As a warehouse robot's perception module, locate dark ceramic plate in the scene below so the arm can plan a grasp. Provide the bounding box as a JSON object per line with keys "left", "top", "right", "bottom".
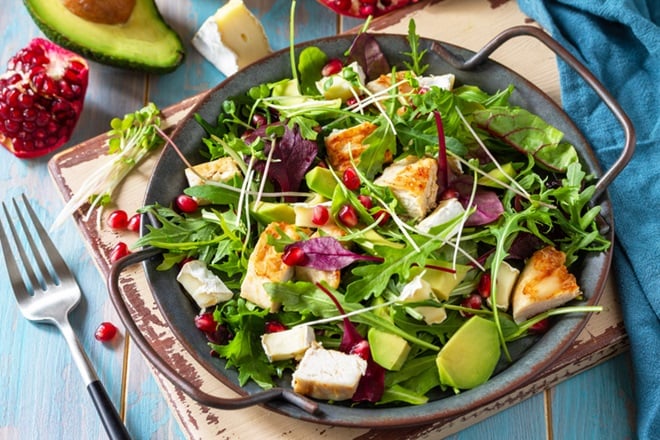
{"left": 110, "top": 28, "right": 633, "bottom": 428}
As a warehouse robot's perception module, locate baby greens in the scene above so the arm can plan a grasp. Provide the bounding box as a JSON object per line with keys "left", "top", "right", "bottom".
{"left": 136, "top": 21, "right": 609, "bottom": 405}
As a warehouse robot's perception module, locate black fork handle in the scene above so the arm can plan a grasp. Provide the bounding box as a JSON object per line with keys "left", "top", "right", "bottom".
{"left": 88, "top": 380, "right": 132, "bottom": 440}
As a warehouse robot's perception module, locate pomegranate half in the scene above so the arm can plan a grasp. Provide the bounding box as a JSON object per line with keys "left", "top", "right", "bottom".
{"left": 317, "top": 0, "right": 419, "bottom": 18}
{"left": 0, "top": 38, "right": 89, "bottom": 159}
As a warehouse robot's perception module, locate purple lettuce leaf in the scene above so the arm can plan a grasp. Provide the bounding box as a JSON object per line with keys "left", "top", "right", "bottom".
{"left": 284, "top": 236, "right": 382, "bottom": 271}
{"left": 249, "top": 124, "right": 318, "bottom": 200}
{"left": 452, "top": 175, "right": 504, "bottom": 226}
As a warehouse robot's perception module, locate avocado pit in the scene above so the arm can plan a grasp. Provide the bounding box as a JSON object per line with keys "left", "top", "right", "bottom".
{"left": 61, "top": 0, "right": 136, "bottom": 24}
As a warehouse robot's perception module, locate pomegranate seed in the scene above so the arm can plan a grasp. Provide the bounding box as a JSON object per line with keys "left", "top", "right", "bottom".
{"left": 529, "top": 318, "right": 551, "bottom": 334}
{"left": 126, "top": 213, "right": 141, "bottom": 232}
{"left": 107, "top": 209, "right": 128, "bottom": 229}
{"left": 359, "top": 4, "right": 375, "bottom": 16}
{"left": 333, "top": 0, "right": 351, "bottom": 10}
{"left": 373, "top": 209, "right": 390, "bottom": 225}
{"left": 109, "top": 241, "right": 130, "bottom": 263}
{"left": 94, "top": 322, "right": 118, "bottom": 342}
{"left": 175, "top": 194, "right": 198, "bottom": 213}
{"left": 194, "top": 312, "right": 217, "bottom": 333}
{"left": 206, "top": 325, "right": 232, "bottom": 345}
{"left": 342, "top": 167, "right": 361, "bottom": 191}
{"left": 357, "top": 194, "right": 373, "bottom": 209}
{"left": 312, "top": 205, "right": 330, "bottom": 226}
{"left": 477, "top": 272, "right": 492, "bottom": 298}
{"left": 265, "top": 320, "right": 287, "bottom": 333}
{"left": 252, "top": 113, "right": 267, "bottom": 127}
{"left": 460, "top": 293, "right": 483, "bottom": 318}
{"left": 350, "top": 340, "right": 371, "bottom": 360}
{"left": 338, "top": 204, "right": 359, "bottom": 227}
{"left": 282, "top": 246, "right": 307, "bottom": 266}
{"left": 440, "top": 188, "right": 460, "bottom": 200}
{"left": 346, "top": 97, "right": 358, "bottom": 107}
{"left": 322, "top": 58, "right": 344, "bottom": 76}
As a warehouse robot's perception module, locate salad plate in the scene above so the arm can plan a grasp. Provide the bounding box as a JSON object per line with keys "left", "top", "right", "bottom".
{"left": 108, "top": 26, "right": 633, "bottom": 428}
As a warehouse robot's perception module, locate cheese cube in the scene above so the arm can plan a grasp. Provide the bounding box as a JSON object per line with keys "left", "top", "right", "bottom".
{"left": 399, "top": 273, "right": 447, "bottom": 325}
{"left": 176, "top": 260, "right": 233, "bottom": 309}
{"left": 416, "top": 197, "right": 466, "bottom": 235}
{"left": 418, "top": 73, "right": 455, "bottom": 91}
{"left": 261, "top": 325, "right": 315, "bottom": 362}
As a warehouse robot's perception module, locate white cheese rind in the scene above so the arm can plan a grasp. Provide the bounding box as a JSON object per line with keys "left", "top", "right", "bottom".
{"left": 191, "top": 0, "right": 271, "bottom": 76}
{"left": 261, "top": 325, "right": 316, "bottom": 362}
{"left": 416, "top": 197, "right": 465, "bottom": 235}
{"left": 399, "top": 273, "right": 447, "bottom": 325}
{"left": 418, "top": 73, "right": 455, "bottom": 91}
{"left": 176, "top": 260, "right": 233, "bottom": 309}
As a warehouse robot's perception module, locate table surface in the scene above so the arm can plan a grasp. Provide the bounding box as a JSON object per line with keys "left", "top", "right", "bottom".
{"left": 0, "top": 0, "right": 637, "bottom": 439}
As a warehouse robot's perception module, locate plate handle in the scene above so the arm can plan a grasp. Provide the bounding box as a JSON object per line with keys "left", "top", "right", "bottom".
{"left": 430, "top": 25, "right": 635, "bottom": 200}
{"left": 107, "top": 247, "right": 320, "bottom": 415}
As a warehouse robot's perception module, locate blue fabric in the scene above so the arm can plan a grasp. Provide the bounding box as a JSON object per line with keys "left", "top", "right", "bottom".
{"left": 516, "top": 0, "right": 660, "bottom": 437}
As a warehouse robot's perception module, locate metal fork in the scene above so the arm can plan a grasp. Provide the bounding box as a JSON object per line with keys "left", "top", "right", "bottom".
{"left": 0, "top": 194, "right": 131, "bottom": 440}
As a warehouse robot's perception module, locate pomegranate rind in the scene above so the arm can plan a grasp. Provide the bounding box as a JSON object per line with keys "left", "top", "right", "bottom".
{"left": 317, "top": 0, "right": 418, "bottom": 18}
{"left": 0, "top": 37, "right": 89, "bottom": 159}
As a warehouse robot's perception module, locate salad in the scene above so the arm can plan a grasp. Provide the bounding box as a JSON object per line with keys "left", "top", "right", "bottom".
{"left": 135, "top": 21, "right": 609, "bottom": 406}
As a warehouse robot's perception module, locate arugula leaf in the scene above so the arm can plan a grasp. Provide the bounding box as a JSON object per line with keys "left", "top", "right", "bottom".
{"left": 211, "top": 299, "right": 279, "bottom": 388}
{"left": 345, "top": 235, "right": 445, "bottom": 303}
{"left": 402, "top": 19, "right": 429, "bottom": 76}
{"left": 357, "top": 117, "right": 397, "bottom": 180}
{"left": 266, "top": 281, "right": 439, "bottom": 350}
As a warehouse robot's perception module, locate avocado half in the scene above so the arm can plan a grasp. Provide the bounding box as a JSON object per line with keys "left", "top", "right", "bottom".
{"left": 23, "top": 0, "right": 185, "bottom": 73}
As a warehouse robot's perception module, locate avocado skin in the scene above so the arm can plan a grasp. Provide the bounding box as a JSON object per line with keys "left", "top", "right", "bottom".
{"left": 23, "top": 0, "right": 185, "bottom": 74}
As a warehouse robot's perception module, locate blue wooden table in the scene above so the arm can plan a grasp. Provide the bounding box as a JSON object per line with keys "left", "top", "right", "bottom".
{"left": 0, "top": 0, "right": 637, "bottom": 438}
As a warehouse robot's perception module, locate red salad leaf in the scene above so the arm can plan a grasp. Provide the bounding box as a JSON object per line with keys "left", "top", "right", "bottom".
{"left": 249, "top": 124, "right": 317, "bottom": 200}
{"left": 434, "top": 111, "right": 449, "bottom": 194}
{"left": 346, "top": 33, "right": 391, "bottom": 81}
{"left": 453, "top": 176, "right": 504, "bottom": 226}
{"left": 284, "top": 236, "right": 382, "bottom": 270}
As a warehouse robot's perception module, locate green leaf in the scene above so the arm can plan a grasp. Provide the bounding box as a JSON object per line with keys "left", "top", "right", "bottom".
{"left": 298, "top": 46, "right": 327, "bottom": 96}
{"left": 472, "top": 106, "right": 579, "bottom": 172}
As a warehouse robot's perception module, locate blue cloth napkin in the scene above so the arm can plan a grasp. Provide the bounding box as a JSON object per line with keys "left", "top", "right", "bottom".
{"left": 516, "top": 0, "right": 660, "bottom": 437}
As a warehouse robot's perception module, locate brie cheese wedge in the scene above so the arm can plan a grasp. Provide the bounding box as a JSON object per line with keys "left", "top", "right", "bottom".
{"left": 192, "top": 0, "right": 271, "bottom": 76}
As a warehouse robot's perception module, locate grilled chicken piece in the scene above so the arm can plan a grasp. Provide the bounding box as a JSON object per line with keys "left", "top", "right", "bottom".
{"left": 291, "top": 343, "right": 367, "bottom": 401}
{"left": 374, "top": 155, "right": 439, "bottom": 220}
{"left": 512, "top": 246, "right": 581, "bottom": 323}
{"left": 324, "top": 121, "right": 391, "bottom": 175}
{"left": 240, "top": 222, "right": 302, "bottom": 312}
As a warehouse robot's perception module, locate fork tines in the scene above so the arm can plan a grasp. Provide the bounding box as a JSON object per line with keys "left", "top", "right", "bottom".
{"left": 0, "top": 194, "right": 64, "bottom": 295}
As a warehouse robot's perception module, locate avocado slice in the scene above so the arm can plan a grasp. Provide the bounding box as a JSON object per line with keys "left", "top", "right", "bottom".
{"left": 23, "top": 0, "right": 185, "bottom": 73}
{"left": 435, "top": 316, "right": 501, "bottom": 389}
{"left": 368, "top": 328, "right": 411, "bottom": 371}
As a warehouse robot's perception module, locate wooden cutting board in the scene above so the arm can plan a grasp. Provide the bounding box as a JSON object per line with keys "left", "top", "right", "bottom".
{"left": 48, "top": 1, "right": 628, "bottom": 438}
